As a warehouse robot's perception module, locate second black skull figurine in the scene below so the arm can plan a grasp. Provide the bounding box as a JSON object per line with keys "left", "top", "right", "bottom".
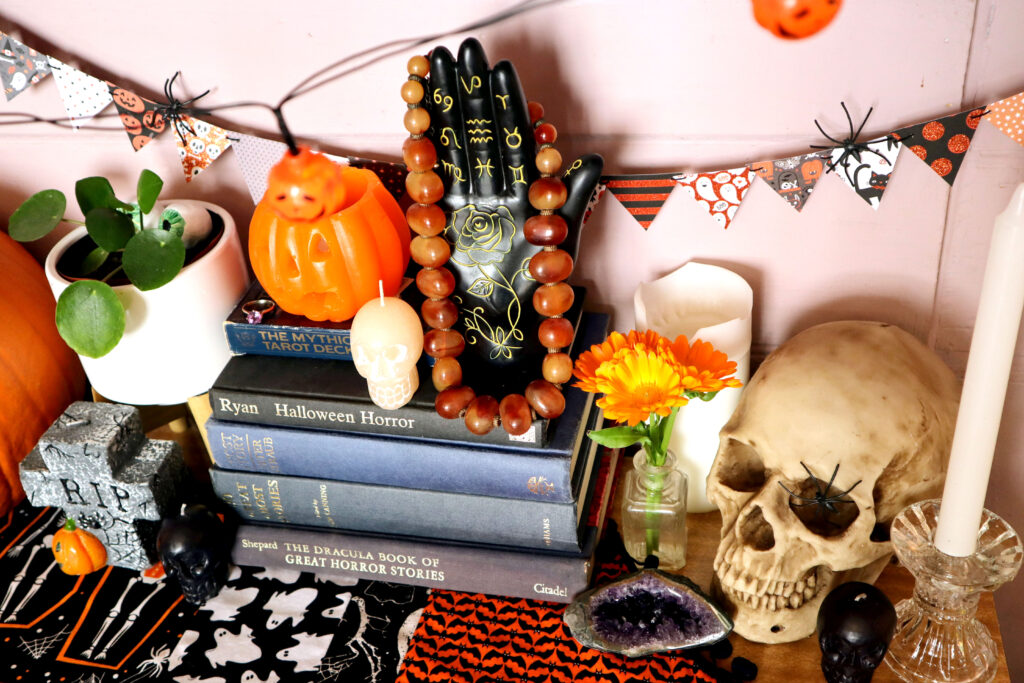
{"left": 158, "top": 504, "right": 232, "bottom": 605}
{"left": 817, "top": 581, "right": 897, "bottom": 683}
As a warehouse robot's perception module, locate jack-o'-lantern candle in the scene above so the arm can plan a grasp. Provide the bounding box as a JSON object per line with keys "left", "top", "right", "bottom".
{"left": 752, "top": 0, "right": 841, "bottom": 39}
{"left": 351, "top": 295, "right": 424, "bottom": 409}
{"left": 249, "top": 147, "right": 411, "bottom": 322}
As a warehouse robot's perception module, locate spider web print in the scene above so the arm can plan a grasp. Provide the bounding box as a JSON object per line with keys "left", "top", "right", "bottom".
{"left": 19, "top": 626, "right": 70, "bottom": 659}
{"left": 70, "top": 673, "right": 105, "bottom": 683}
{"left": 315, "top": 654, "right": 356, "bottom": 682}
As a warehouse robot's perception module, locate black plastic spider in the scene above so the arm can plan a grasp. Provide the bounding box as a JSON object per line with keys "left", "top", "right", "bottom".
{"left": 810, "top": 102, "right": 902, "bottom": 174}
{"left": 779, "top": 462, "right": 861, "bottom": 515}
{"left": 156, "top": 72, "right": 210, "bottom": 145}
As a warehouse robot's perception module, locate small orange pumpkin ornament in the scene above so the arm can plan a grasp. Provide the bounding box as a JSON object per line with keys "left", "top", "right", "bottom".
{"left": 752, "top": 0, "right": 842, "bottom": 39}
{"left": 249, "top": 147, "right": 411, "bottom": 322}
{"left": 52, "top": 518, "right": 107, "bottom": 575}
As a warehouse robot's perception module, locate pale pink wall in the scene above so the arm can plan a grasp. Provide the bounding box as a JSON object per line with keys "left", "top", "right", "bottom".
{"left": 2, "top": 0, "right": 1023, "bottom": 671}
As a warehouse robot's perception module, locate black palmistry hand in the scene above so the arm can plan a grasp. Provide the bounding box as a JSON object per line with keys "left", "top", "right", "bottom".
{"left": 421, "top": 38, "right": 602, "bottom": 379}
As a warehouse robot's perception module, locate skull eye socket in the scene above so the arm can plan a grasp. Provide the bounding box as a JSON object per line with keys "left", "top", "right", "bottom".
{"left": 716, "top": 439, "right": 766, "bottom": 492}
{"left": 787, "top": 477, "right": 860, "bottom": 537}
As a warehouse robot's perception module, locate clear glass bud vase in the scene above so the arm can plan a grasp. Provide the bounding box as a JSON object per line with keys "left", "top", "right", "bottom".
{"left": 622, "top": 449, "right": 688, "bottom": 570}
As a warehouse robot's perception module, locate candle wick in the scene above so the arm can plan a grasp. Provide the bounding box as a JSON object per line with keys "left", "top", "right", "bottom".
{"left": 379, "top": 280, "right": 385, "bottom": 306}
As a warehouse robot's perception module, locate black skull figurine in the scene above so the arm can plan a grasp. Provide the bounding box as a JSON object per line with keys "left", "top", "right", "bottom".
{"left": 157, "top": 504, "right": 231, "bottom": 605}
{"left": 817, "top": 581, "right": 897, "bottom": 683}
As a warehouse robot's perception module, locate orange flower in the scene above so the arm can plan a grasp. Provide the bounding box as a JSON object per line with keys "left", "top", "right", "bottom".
{"left": 670, "top": 335, "right": 743, "bottom": 394}
{"left": 573, "top": 329, "right": 670, "bottom": 393}
{"left": 592, "top": 348, "right": 689, "bottom": 426}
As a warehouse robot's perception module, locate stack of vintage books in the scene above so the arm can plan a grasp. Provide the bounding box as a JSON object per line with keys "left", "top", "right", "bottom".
{"left": 200, "top": 281, "right": 615, "bottom": 602}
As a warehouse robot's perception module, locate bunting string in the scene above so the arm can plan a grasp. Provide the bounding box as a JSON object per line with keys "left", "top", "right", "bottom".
{"left": 0, "top": 22, "right": 1021, "bottom": 227}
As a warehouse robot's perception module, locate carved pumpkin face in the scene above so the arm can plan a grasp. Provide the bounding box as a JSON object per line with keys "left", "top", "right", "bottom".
{"left": 249, "top": 151, "right": 411, "bottom": 322}
{"left": 752, "top": 0, "right": 841, "bottom": 39}
{"left": 264, "top": 147, "right": 349, "bottom": 222}
{"left": 112, "top": 87, "right": 145, "bottom": 113}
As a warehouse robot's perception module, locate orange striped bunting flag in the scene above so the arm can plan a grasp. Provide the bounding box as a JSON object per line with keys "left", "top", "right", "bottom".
{"left": 601, "top": 173, "right": 677, "bottom": 230}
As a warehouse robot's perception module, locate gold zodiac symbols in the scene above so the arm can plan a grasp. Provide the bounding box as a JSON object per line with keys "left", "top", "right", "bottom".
{"left": 431, "top": 88, "right": 453, "bottom": 113}
{"left": 564, "top": 158, "right": 583, "bottom": 177}
{"left": 503, "top": 127, "right": 522, "bottom": 149}
{"left": 439, "top": 127, "right": 462, "bottom": 149}
{"left": 509, "top": 165, "right": 527, "bottom": 185}
{"left": 441, "top": 160, "right": 467, "bottom": 184}
{"left": 474, "top": 157, "right": 495, "bottom": 178}
{"left": 466, "top": 118, "right": 494, "bottom": 143}
{"left": 460, "top": 75, "right": 482, "bottom": 94}
{"left": 495, "top": 94, "right": 510, "bottom": 110}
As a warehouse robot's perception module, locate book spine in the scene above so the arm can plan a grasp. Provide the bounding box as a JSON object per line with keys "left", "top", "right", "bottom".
{"left": 231, "top": 524, "right": 591, "bottom": 603}
{"left": 205, "top": 418, "right": 572, "bottom": 501}
{"left": 211, "top": 468, "right": 584, "bottom": 552}
{"left": 223, "top": 322, "right": 353, "bottom": 361}
{"left": 208, "top": 387, "right": 545, "bottom": 447}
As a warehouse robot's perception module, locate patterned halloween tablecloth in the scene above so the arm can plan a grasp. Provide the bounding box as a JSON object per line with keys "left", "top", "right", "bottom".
{"left": 0, "top": 503, "right": 740, "bottom": 683}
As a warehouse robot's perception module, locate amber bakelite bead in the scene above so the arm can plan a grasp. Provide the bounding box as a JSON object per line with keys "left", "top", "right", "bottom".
{"left": 529, "top": 177, "right": 567, "bottom": 211}
{"left": 403, "top": 136, "right": 437, "bottom": 173}
{"left": 407, "top": 203, "right": 446, "bottom": 237}
{"left": 410, "top": 236, "right": 451, "bottom": 269}
{"left": 406, "top": 170, "right": 444, "bottom": 204}
{"left": 524, "top": 214, "right": 568, "bottom": 246}
{"left": 431, "top": 356, "right": 462, "bottom": 391}
{"left": 525, "top": 379, "right": 565, "bottom": 419}
{"left": 533, "top": 282, "right": 574, "bottom": 317}
{"left": 542, "top": 352, "right": 574, "bottom": 385}
{"left": 416, "top": 267, "right": 455, "bottom": 298}
{"left": 529, "top": 249, "right": 573, "bottom": 284}
{"left": 424, "top": 329, "right": 465, "bottom": 358}
{"left": 536, "top": 147, "right": 562, "bottom": 175}
{"left": 499, "top": 394, "right": 533, "bottom": 436}
{"left": 465, "top": 395, "right": 500, "bottom": 435}
{"left": 538, "top": 317, "right": 574, "bottom": 349}
{"left": 436, "top": 385, "right": 475, "bottom": 419}
{"left": 528, "top": 101, "right": 544, "bottom": 124}
{"left": 421, "top": 297, "right": 458, "bottom": 329}
{"left": 404, "top": 107, "right": 430, "bottom": 135}
{"left": 407, "top": 55, "right": 429, "bottom": 77}
{"left": 534, "top": 122, "right": 557, "bottom": 145}
{"left": 401, "top": 80, "right": 424, "bottom": 104}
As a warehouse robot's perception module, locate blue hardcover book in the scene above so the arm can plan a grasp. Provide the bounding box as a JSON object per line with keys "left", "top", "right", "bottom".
{"left": 205, "top": 374, "right": 599, "bottom": 502}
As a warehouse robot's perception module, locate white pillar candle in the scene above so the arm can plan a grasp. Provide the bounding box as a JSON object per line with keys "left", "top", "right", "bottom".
{"left": 935, "top": 183, "right": 1024, "bottom": 557}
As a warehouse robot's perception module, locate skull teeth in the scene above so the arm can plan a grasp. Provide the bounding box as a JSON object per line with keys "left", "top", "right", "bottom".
{"left": 717, "top": 564, "right": 822, "bottom": 612}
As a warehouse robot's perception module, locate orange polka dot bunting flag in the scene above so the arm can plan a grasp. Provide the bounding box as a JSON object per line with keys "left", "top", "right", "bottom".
{"left": 893, "top": 107, "right": 985, "bottom": 185}
{"left": 986, "top": 91, "right": 1024, "bottom": 147}
{"left": 828, "top": 136, "right": 901, "bottom": 210}
{"left": 47, "top": 58, "right": 113, "bottom": 127}
{"left": 173, "top": 115, "right": 233, "bottom": 181}
{"left": 673, "top": 167, "right": 755, "bottom": 228}
{"left": 108, "top": 85, "right": 166, "bottom": 152}
{"left": 749, "top": 153, "right": 826, "bottom": 211}
{"left": 0, "top": 32, "right": 50, "bottom": 101}
{"left": 602, "top": 173, "right": 677, "bottom": 230}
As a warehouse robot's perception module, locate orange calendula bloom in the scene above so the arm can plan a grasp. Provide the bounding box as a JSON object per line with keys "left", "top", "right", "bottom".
{"left": 671, "top": 335, "right": 743, "bottom": 394}
{"left": 592, "top": 348, "right": 689, "bottom": 426}
{"left": 572, "top": 329, "right": 671, "bottom": 393}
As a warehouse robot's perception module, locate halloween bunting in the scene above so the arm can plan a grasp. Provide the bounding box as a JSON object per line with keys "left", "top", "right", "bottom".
{"left": 893, "top": 107, "right": 986, "bottom": 185}
{"left": 108, "top": 85, "right": 166, "bottom": 151}
{"left": 749, "top": 153, "right": 825, "bottom": 211}
{"left": 46, "top": 58, "right": 113, "bottom": 127}
{"left": 673, "top": 167, "right": 755, "bottom": 228}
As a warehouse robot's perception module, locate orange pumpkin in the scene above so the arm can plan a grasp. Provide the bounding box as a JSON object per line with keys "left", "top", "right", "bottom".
{"left": 0, "top": 231, "right": 86, "bottom": 515}
{"left": 52, "top": 518, "right": 107, "bottom": 574}
{"left": 752, "top": 0, "right": 841, "bottom": 39}
{"left": 249, "top": 147, "right": 411, "bottom": 322}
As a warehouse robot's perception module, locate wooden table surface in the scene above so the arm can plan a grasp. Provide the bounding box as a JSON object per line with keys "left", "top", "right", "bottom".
{"left": 674, "top": 510, "right": 1010, "bottom": 682}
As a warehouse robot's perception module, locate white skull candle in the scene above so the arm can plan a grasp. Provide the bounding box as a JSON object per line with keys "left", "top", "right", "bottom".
{"left": 350, "top": 296, "right": 424, "bottom": 410}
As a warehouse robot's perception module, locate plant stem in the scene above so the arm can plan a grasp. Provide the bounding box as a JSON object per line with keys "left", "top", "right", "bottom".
{"left": 65, "top": 218, "right": 86, "bottom": 226}
{"left": 101, "top": 265, "right": 124, "bottom": 283}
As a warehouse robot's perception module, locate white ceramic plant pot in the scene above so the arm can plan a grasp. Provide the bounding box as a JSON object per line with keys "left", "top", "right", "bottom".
{"left": 44, "top": 200, "right": 250, "bottom": 406}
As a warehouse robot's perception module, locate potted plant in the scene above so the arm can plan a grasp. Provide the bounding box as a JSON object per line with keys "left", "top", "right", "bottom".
{"left": 8, "top": 169, "right": 250, "bottom": 405}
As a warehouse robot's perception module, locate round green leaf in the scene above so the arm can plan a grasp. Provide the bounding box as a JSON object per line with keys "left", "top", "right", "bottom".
{"left": 75, "top": 176, "right": 132, "bottom": 215}
{"left": 55, "top": 280, "right": 125, "bottom": 358}
{"left": 79, "top": 246, "right": 110, "bottom": 276}
{"left": 122, "top": 229, "right": 185, "bottom": 291}
{"left": 8, "top": 190, "right": 66, "bottom": 242}
{"left": 85, "top": 207, "right": 135, "bottom": 252}
{"left": 136, "top": 169, "right": 163, "bottom": 214}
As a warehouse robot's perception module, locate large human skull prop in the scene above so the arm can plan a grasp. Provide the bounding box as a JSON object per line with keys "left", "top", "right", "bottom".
{"left": 351, "top": 296, "right": 424, "bottom": 409}
{"left": 707, "top": 321, "right": 958, "bottom": 643}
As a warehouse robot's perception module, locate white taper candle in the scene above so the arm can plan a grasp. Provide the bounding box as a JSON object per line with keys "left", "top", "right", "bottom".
{"left": 935, "top": 183, "right": 1024, "bottom": 556}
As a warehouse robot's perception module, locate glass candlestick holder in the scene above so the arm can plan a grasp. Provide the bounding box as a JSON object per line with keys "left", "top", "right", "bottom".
{"left": 884, "top": 499, "right": 1021, "bottom": 683}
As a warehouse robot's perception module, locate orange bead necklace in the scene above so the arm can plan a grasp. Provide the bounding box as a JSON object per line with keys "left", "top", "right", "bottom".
{"left": 400, "top": 54, "right": 575, "bottom": 437}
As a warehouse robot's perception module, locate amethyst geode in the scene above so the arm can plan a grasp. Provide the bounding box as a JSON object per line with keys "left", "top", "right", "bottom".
{"left": 564, "top": 568, "right": 733, "bottom": 657}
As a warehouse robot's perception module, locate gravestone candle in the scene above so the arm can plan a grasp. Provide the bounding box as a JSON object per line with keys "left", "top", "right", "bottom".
{"left": 935, "top": 183, "right": 1024, "bottom": 557}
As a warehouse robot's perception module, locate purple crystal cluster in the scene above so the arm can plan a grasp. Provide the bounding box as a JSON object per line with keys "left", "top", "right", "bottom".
{"left": 591, "top": 572, "right": 714, "bottom": 646}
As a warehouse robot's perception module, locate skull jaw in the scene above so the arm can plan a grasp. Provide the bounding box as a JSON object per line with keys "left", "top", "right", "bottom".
{"left": 366, "top": 370, "right": 418, "bottom": 410}
{"left": 712, "top": 554, "right": 892, "bottom": 644}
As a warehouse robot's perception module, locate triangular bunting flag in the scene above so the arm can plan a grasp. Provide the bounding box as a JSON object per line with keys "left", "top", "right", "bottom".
{"left": 173, "top": 115, "right": 233, "bottom": 181}
{"left": 232, "top": 133, "right": 351, "bottom": 204}
{"left": 749, "top": 153, "right": 825, "bottom": 211}
{"left": 47, "top": 58, "right": 112, "bottom": 126}
{"left": 601, "top": 173, "right": 676, "bottom": 230}
{"left": 985, "top": 91, "right": 1024, "bottom": 147}
{"left": 892, "top": 107, "right": 985, "bottom": 185}
{"left": 0, "top": 33, "right": 51, "bottom": 101}
{"left": 673, "top": 167, "right": 754, "bottom": 229}
{"left": 348, "top": 158, "right": 407, "bottom": 200}
{"left": 828, "top": 136, "right": 902, "bottom": 209}
{"left": 108, "top": 85, "right": 166, "bottom": 152}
